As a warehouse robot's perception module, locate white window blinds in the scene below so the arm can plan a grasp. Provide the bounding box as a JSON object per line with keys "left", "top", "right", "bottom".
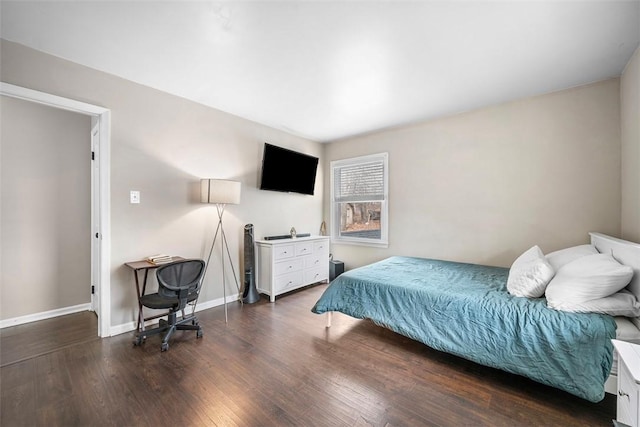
{"left": 333, "top": 159, "right": 385, "bottom": 203}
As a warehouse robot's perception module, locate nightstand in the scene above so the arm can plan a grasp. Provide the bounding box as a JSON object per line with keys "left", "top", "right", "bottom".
{"left": 612, "top": 340, "right": 640, "bottom": 427}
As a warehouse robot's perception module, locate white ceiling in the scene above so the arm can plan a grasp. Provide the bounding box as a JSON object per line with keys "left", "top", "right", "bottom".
{"left": 1, "top": 1, "right": 639, "bottom": 142}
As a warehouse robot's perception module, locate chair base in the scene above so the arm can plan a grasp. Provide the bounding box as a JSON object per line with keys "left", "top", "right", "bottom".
{"left": 134, "top": 312, "right": 203, "bottom": 351}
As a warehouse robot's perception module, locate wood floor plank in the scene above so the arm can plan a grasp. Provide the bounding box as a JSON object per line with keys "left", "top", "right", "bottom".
{"left": 0, "top": 361, "right": 37, "bottom": 427}
{"left": 0, "top": 284, "right": 617, "bottom": 426}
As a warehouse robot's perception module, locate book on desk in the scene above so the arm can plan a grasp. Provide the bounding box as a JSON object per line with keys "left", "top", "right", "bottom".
{"left": 146, "top": 254, "right": 174, "bottom": 265}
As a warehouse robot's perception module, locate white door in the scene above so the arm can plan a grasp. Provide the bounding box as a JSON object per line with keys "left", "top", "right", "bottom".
{"left": 90, "top": 118, "right": 101, "bottom": 321}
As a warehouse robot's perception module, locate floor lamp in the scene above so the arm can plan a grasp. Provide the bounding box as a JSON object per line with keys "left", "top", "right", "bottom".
{"left": 201, "top": 179, "right": 242, "bottom": 323}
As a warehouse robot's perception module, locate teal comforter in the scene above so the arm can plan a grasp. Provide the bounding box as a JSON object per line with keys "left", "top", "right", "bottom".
{"left": 311, "top": 256, "right": 616, "bottom": 402}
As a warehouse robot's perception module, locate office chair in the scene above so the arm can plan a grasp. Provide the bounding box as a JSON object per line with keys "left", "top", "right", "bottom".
{"left": 134, "top": 259, "right": 205, "bottom": 351}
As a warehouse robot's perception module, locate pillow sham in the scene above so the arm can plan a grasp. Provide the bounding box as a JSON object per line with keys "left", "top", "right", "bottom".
{"left": 507, "top": 245, "right": 554, "bottom": 298}
{"left": 545, "top": 244, "right": 599, "bottom": 272}
{"left": 545, "top": 253, "right": 634, "bottom": 304}
{"left": 548, "top": 289, "right": 640, "bottom": 317}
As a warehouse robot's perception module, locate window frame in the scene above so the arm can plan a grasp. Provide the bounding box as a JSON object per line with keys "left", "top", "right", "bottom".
{"left": 330, "top": 152, "right": 389, "bottom": 248}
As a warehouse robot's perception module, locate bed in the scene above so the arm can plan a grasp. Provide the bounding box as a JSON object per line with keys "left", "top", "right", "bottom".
{"left": 311, "top": 232, "right": 640, "bottom": 402}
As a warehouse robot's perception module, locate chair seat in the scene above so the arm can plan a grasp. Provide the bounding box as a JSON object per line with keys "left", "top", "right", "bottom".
{"left": 139, "top": 292, "right": 198, "bottom": 310}
{"left": 139, "top": 293, "right": 178, "bottom": 310}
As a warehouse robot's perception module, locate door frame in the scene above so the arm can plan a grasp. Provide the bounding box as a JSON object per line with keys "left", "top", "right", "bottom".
{"left": 1, "top": 82, "right": 112, "bottom": 337}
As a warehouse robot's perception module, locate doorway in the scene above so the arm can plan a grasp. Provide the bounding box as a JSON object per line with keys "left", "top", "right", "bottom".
{"left": 0, "top": 83, "right": 111, "bottom": 337}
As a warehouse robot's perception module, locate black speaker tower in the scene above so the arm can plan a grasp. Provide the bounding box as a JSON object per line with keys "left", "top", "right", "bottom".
{"left": 243, "top": 224, "right": 260, "bottom": 304}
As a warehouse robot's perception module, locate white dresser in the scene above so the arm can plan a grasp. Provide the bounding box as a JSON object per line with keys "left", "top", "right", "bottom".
{"left": 256, "top": 236, "right": 330, "bottom": 302}
{"left": 613, "top": 339, "right": 640, "bottom": 427}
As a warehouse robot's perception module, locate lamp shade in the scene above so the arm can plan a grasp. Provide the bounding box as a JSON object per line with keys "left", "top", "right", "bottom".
{"left": 201, "top": 179, "right": 241, "bottom": 205}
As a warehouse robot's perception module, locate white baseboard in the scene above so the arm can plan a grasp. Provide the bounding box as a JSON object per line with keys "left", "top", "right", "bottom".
{"left": 0, "top": 303, "right": 92, "bottom": 329}
{"left": 109, "top": 293, "right": 240, "bottom": 336}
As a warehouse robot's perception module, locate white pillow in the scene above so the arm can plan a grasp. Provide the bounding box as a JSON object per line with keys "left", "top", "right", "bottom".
{"left": 545, "top": 244, "right": 599, "bottom": 272}
{"left": 548, "top": 289, "right": 640, "bottom": 317}
{"left": 507, "top": 246, "right": 554, "bottom": 298}
{"left": 545, "top": 253, "right": 634, "bottom": 305}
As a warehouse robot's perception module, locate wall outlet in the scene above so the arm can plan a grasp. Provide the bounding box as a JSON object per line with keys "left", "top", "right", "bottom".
{"left": 130, "top": 190, "right": 140, "bottom": 204}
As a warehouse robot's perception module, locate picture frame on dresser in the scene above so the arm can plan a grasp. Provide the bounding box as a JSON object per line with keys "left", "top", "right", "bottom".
{"left": 255, "top": 235, "right": 330, "bottom": 302}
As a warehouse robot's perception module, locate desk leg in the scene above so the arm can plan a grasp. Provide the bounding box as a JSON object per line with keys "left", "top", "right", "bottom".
{"left": 133, "top": 269, "right": 148, "bottom": 332}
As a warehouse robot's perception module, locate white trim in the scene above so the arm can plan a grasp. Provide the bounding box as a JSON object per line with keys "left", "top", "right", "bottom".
{"left": 0, "top": 83, "right": 107, "bottom": 115}
{"left": 109, "top": 293, "right": 240, "bottom": 337}
{"left": 0, "top": 82, "right": 112, "bottom": 337}
{"left": 97, "top": 111, "right": 111, "bottom": 337}
{"left": 0, "top": 303, "right": 92, "bottom": 329}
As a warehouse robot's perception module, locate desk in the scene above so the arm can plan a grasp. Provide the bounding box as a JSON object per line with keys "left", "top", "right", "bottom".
{"left": 125, "top": 257, "right": 184, "bottom": 332}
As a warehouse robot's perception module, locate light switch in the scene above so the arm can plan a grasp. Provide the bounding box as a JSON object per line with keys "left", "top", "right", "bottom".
{"left": 130, "top": 190, "right": 140, "bottom": 204}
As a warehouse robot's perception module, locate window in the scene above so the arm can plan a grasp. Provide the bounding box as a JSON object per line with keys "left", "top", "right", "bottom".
{"left": 331, "top": 153, "right": 388, "bottom": 247}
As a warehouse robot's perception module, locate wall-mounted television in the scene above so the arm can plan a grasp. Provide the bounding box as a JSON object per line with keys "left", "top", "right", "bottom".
{"left": 259, "top": 143, "right": 319, "bottom": 195}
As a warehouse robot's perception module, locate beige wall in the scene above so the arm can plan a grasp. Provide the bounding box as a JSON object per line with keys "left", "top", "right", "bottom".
{"left": 0, "top": 40, "right": 324, "bottom": 328}
{"left": 1, "top": 96, "right": 91, "bottom": 319}
{"left": 324, "top": 79, "right": 622, "bottom": 269}
{"left": 621, "top": 45, "right": 640, "bottom": 243}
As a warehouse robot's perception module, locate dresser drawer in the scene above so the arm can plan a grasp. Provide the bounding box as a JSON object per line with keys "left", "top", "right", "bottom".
{"left": 295, "top": 242, "right": 313, "bottom": 257}
{"left": 274, "top": 271, "right": 303, "bottom": 293}
{"left": 274, "top": 258, "right": 304, "bottom": 276}
{"left": 314, "top": 240, "right": 329, "bottom": 254}
{"left": 304, "top": 253, "right": 327, "bottom": 269}
{"left": 274, "top": 244, "right": 294, "bottom": 260}
{"left": 304, "top": 267, "right": 328, "bottom": 284}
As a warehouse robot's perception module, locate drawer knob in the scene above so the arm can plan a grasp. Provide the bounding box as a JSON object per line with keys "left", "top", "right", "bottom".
{"left": 618, "top": 390, "right": 629, "bottom": 398}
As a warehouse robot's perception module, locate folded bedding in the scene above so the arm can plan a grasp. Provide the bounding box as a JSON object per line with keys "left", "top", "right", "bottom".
{"left": 312, "top": 256, "right": 617, "bottom": 402}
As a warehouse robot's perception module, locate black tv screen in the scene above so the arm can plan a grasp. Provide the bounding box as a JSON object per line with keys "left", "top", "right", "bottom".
{"left": 260, "top": 143, "right": 319, "bottom": 195}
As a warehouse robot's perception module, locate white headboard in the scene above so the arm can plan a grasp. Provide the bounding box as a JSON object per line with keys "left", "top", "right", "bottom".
{"left": 590, "top": 232, "right": 640, "bottom": 301}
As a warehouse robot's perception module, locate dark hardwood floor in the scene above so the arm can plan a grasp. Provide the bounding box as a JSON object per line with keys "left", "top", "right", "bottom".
{"left": 1, "top": 311, "right": 99, "bottom": 367}
{"left": 1, "top": 284, "right": 616, "bottom": 426}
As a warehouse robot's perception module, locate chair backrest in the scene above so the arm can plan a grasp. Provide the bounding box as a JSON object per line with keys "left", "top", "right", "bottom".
{"left": 156, "top": 259, "right": 205, "bottom": 308}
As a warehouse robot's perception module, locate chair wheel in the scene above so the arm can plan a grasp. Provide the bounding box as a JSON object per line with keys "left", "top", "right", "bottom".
{"left": 134, "top": 336, "right": 144, "bottom": 346}
{"left": 161, "top": 342, "right": 169, "bottom": 352}
{"left": 196, "top": 329, "right": 203, "bottom": 339}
